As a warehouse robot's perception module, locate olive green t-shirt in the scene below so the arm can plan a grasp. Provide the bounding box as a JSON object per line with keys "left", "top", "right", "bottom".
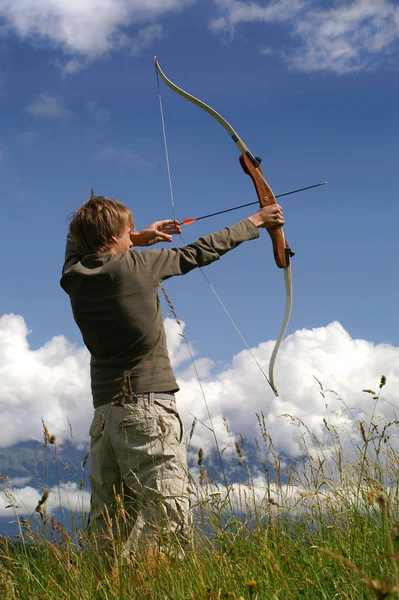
{"left": 60, "top": 219, "right": 259, "bottom": 408}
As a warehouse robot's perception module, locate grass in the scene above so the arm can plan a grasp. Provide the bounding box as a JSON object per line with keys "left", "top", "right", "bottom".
{"left": 1, "top": 376, "right": 399, "bottom": 599}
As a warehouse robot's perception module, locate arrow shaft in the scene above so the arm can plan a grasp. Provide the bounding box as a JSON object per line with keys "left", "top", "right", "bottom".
{"left": 181, "top": 182, "right": 327, "bottom": 225}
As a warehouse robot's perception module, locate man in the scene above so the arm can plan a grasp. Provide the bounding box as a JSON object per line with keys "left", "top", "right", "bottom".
{"left": 60, "top": 191, "right": 284, "bottom": 562}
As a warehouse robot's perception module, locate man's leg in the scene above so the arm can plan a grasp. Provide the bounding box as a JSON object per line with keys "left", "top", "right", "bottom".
{"left": 110, "top": 396, "right": 192, "bottom": 561}
{"left": 89, "top": 403, "right": 123, "bottom": 553}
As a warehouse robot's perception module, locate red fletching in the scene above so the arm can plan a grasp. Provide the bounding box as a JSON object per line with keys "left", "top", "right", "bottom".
{"left": 180, "top": 218, "right": 196, "bottom": 226}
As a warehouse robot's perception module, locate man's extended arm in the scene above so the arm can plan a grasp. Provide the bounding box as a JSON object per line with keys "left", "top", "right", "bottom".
{"left": 134, "top": 218, "right": 258, "bottom": 283}
{"left": 133, "top": 204, "right": 285, "bottom": 282}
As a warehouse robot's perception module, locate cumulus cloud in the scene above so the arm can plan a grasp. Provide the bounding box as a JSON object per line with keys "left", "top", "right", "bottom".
{"left": 1, "top": 312, "right": 398, "bottom": 465}
{"left": 0, "top": 0, "right": 192, "bottom": 61}
{"left": 181, "top": 320, "right": 399, "bottom": 459}
{"left": 210, "top": 0, "right": 399, "bottom": 73}
{"left": 26, "top": 93, "right": 75, "bottom": 120}
{"left": 0, "top": 481, "right": 90, "bottom": 517}
{"left": 0, "top": 314, "right": 91, "bottom": 448}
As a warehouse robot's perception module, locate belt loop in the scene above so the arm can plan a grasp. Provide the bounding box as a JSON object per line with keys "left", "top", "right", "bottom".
{"left": 149, "top": 392, "right": 154, "bottom": 404}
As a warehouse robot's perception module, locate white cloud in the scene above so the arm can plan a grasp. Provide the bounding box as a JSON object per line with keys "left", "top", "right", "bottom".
{"left": 193, "top": 475, "right": 395, "bottom": 517}
{"left": 96, "top": 145, "right": 150, "bottom": 168}
{"left": 292, "top": 0, "right": 399, "bottom": 73}
{"left": 259, "top": 46, "right": 275, "bottom": 56}
{"left": 62, "top": 59, "right": 85, "bottom": 75}
{"left": 130, "top": 24, "right": 165, "bottom": 56}
{"left": 210, "top": 0, "right": 305, "bottom": 34}
{"left": 210, "top": 0, "right": 399, "bottom": 73}
{"left": 1, "top": 313, "right": 398, "bottom": 471}
{"left": 175, "top": 320, "right": 399, "bottom": 464}
{"left": 26, "top": 93, "right": 75, "bottom": 120}
{"left": 8, "top": 477, "right": 32, "bottom": 488}
{"left": 0, "top": 0, "right": 192, "bottom": 60}
{"left": 0, "top": 314, "right": 91, "bottom": 447}
{"left": 164, "top": 318, "right": 196, "bottom": 370}
{"left": 86, "top": 101, "right": 110, "bottom": 123}
{"left": 0, "top": 481, "right": 90, "bottom": 517}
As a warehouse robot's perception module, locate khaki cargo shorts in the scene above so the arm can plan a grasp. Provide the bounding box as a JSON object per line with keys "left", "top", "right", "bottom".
{"left": 88, "top": 393, "right": 192, "bottom": 560}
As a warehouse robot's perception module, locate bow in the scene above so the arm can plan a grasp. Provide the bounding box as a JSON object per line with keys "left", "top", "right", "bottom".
{"left": 155, "top": 57, "right": 294, "bottom": 397}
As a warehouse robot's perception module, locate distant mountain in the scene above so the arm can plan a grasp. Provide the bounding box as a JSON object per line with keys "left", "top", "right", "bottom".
{"left": 0, "top": 439, "right": 89, "bottom": 489}
{"left": 0, "top": 437, "right": 283, "bottom": 539}
{"left": 0, "top": 440, "right": 90, "bottom": 538}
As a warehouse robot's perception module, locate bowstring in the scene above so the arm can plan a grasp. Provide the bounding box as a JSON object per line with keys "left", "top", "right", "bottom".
{"left": 156, "top": 70, "right": 232, "bottom": 496}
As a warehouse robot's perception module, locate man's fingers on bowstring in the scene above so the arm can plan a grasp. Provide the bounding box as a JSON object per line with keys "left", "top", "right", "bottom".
{"left": 157, "top": 219, "right": 181, "bottom": 234}
{"left": 153, "top": 231, "right": 172, "bottom": 243}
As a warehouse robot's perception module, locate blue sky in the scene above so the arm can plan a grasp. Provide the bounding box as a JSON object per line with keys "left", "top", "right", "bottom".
{"left": 0, "top": 0, "right": 399, "bottom": 466}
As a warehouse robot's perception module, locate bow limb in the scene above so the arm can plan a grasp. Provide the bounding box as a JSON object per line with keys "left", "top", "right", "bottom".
{"left": 155, "top": 57, "right": 293, "bottom": 396}
{"left": 268, "top": 266, "right": 292, "bottom": 396}
{"left": 155, "top": 57, "right": 250, "bottom": 156}
{"left": 236, "top": 155, "right": 295, "bottom": 397}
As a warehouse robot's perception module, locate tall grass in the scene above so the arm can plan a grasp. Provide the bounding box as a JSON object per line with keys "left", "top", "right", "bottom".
{"left": 1, "top": 376, "right": 399, "bottom": 599}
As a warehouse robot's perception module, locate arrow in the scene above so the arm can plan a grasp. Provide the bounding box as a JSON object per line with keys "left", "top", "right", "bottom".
{"left": 180, "top": 182, "right": 327, "bottom": 225}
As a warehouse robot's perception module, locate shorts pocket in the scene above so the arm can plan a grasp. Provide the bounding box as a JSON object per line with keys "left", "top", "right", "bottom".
{"left": 89, "top": 409, "right": 106, "bottom": 439}
{"left": 119, "top": 401, "right": 156, "bottom": 436}
{"left": 153, "top": 398, "right": 184, "bottom": 444}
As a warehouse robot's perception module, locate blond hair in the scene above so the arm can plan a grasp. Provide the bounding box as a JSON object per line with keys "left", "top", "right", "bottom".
{"left": 69, "top": 191, "right": 134, "bottom": 255}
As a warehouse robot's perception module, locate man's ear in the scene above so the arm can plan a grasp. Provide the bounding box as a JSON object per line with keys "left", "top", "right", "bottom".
{"left": 109, "top": 235, "right": 117, "bottom": 244}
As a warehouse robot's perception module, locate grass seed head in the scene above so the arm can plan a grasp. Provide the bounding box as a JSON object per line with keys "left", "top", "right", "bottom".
{"left": 38, "top": 490, "right": 49, "bottom": 506}
{"left": 245, "top": 580, "right": 257, "bottom": 595}
{"left": 157, "top": 415, "right": 167, "bottom": 434}
{"left": 368, "top": 485, "right": 382, "bottom": 506}
{"left": 199, "top": 468, "right": 207, "bottom": 485}
{"left": 235, "top": 441, "right": 243, "bottom": 458}
{"left": 189, "top": 418, "right": 197, "bottom": 440}
{"left": 268, "top": 497, "right": 280, "bottom": 507}
{"left": 99, "top": 413, "right": 105, "bottom": 434}
{"left": 198, "top": 448, "right": 204, "bottom": 466}
{"left": 82, "top": 451, "right": 91, "bottom": 469}
{"left": 359, "top": 421, "right": 368, "bottom": 443}
{"left": 392, "top": 522, "right": 399, "bottom": 538}
{"left": 377, "top": 492, "right": 389, "bottom": 507}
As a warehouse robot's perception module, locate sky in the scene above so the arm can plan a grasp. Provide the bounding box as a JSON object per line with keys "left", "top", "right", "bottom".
{"left": 0, "top": 0, "right": 399, "bottom": 514}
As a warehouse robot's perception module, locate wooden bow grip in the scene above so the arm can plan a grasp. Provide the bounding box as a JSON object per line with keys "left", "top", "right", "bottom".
{"left": 239, "top": 153, "right": 294, "bottom": 269}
